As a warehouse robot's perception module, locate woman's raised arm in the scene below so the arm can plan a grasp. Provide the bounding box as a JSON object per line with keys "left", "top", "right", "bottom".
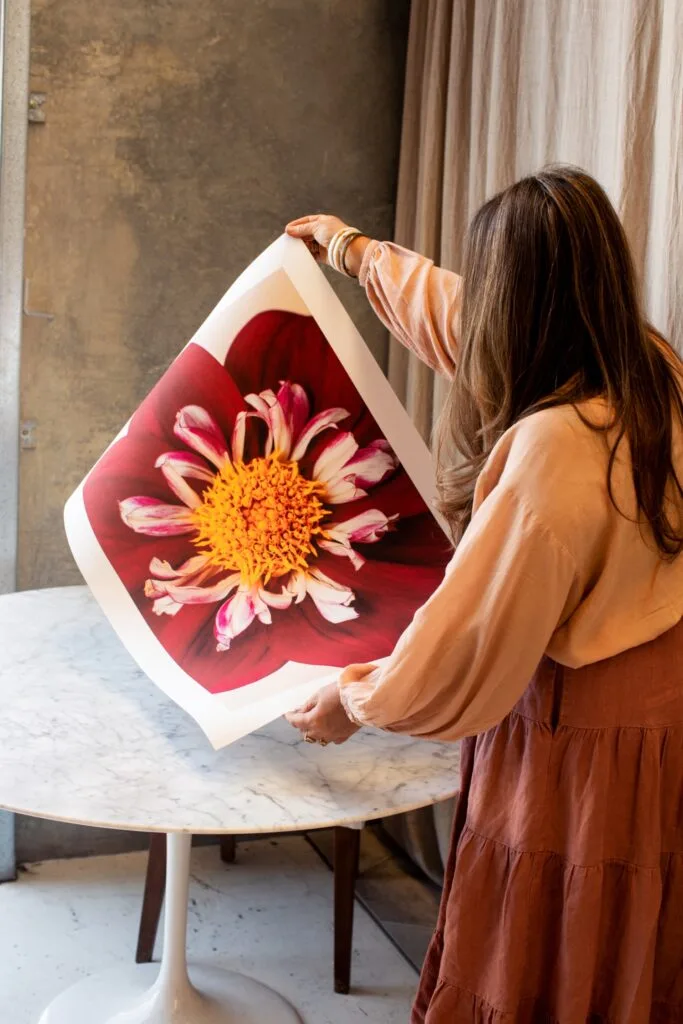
{"left": 286, "top": 216, "right": 461, "bottom": 378}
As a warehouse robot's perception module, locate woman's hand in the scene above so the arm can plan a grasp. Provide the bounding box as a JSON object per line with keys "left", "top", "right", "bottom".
{"left": 285, "top": 681, "right": 360, "bottom": 746}
{"left": 285, "top": 214, "right": 346, "bottom": 265}
{"left": 285, "top": 215, "right": 372, "bottom": 277}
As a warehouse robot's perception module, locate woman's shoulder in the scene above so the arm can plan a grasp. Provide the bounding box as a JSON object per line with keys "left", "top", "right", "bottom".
{"left": 475, "top": 399, "right": 614, "bottom": 546}
{"left": 488, "top": 398, "right": 611, "bottom": 486}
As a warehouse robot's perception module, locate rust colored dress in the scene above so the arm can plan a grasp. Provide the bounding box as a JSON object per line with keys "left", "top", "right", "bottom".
{"left": 413, "top": 633, "right": 683, "bottom": 1022}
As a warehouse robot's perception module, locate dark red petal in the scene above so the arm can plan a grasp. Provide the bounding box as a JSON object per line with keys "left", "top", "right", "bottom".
{"left": 131, "top": 344, "right": 246, "bottom": 447}
{"left": 346, "top": 513, "right": 449, "bottom": 568}
{"left": 226, "top": 311, "right": 382, "bottom": 447}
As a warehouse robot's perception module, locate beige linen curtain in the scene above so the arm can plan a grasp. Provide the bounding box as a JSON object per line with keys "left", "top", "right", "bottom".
{"left": 383, "top": 0, "right": 683, "bottom": 883}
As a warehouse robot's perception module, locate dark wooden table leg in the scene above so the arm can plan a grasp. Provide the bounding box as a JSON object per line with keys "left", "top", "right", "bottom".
{"left": 219, "top": 836, "right": 236, "bottom": 864}
{"left": 334, "top": 825, "right": 361, "bottom": 994}
{"left": 135, "top": 832, "right": 167, "bottom": 963}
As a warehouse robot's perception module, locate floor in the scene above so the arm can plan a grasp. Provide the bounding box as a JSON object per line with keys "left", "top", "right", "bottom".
{"left": 0, "top": 834, "right": 430, "bottom": 1023}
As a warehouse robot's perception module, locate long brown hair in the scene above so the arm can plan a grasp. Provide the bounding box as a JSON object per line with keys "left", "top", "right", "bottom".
{"left": 435, "top": 165, "right": 683, "bottom": 555}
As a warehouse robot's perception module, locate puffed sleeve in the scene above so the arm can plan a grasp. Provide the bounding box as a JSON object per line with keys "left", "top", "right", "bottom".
{"left": 338, "top": 484, "right": 583, "bottom": 741}
{"left": 359, "top": 241, "right": 461, "bottom": 378}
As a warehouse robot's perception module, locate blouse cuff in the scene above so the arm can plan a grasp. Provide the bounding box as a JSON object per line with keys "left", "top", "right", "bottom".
{"left": 338, "top": 686, "right": 367, "bottom": 727}
{"left": 357, "top": 239, "right": 383, "bottom": 288}
{"left": 337, "top": 665, "right": 384, "bottom": 727}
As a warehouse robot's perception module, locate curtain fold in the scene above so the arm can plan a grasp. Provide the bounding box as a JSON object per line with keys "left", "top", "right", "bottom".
{"left": 385, "top": 0, "right": 683, "bottom": 883}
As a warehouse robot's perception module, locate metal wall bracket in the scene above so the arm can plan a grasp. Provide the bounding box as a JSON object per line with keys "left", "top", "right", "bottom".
{"left": 20, "top": 419, "right": 36, "bottom": 450}
{"left": 28, "top": 90, "right": 45, "bottom": 122}
{"left": 0, "top": 0, "right": 33, "bottom": 885}
{"left": 23, "top": 278, "right": 54, "bottom": 320}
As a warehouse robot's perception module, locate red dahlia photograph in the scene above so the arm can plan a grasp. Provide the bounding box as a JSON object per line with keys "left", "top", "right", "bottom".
{"left": 83, "top": 310, "right": 449, "bottom": 694}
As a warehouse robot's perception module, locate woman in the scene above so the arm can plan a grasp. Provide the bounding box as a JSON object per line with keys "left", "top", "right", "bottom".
{"left": 285, "top": 166, "right": 683, "bottom": 1023}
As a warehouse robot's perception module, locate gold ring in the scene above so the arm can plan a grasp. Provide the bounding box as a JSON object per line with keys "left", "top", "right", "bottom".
{"left": 319, "top": 739, "right": 328, "bottom": 747}
{"left": 304, "top": 733, "right": 316, "bottom": 744}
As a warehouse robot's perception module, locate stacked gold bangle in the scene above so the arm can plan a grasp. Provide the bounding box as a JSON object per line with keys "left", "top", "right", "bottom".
{"left": 328, "top": 227, "right": 365, "bottom": 278}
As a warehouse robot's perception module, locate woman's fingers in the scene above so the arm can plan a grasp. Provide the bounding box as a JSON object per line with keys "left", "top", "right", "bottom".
{"left": 285, "top": 219, "right": 318, "bottom": 236}
{"left": 285, "top": 214, "right": 347, "bottom": 255}
{"left": 284, "top": 709, "right": 306, "bottom": 728}
{"left": 291, "top": 696, "right": 317, "bottom": 716}
{"left": 286, "top": 215, "right": 320, "bottom": 229}
{"left": 285, "top": 220, "right": 323, "bottom": 259}
{"left": 285, "top": 218, "right": 326, "bottom": 262}
{"left": 284, "top": 698, "right": 316, "bottom": 728}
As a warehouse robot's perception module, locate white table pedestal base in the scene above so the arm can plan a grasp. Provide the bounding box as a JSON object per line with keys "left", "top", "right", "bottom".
{"left": 37, "top": 833, "right": 302, "bottom": 1024}
{"left": 36, "top": 963, "right": 302, "bottom": 1023}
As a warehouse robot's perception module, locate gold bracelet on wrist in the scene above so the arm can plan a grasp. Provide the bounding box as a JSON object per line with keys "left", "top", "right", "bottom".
{"left": 328, "top": 227, "right": 363, "bottom": 276}
{"left": 328, "top": 228, "right": 355, "bottom": 272}
{"left": 338, "top": 231, "right": 365, "bottom": 278}
{"left": 326, "top": 230, "right": 341, "bottom": 272}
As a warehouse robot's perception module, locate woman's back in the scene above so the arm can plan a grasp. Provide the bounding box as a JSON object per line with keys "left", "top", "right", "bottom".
{"left": 336, "top": 238, "right": 683, "bottom": 743}
{"left": 477, "top": 395, "right": 683, "bottom": 669}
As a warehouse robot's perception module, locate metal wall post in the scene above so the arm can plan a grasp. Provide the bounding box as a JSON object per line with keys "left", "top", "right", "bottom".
{"left": 0, "top": 0, "right": 32, "bottom": 882}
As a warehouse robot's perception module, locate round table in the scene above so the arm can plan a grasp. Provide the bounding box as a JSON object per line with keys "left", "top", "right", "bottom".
{"left": 0, "top": 587, "right": 460, "bottom": 1023}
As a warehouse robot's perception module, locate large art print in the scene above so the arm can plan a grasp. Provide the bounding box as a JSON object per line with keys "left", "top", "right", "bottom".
{"left": 65, "top": 236, "right": 450, "bottom": 747}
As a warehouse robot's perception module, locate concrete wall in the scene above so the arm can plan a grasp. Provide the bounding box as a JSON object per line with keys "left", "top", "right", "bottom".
{"left": 16, "top": 0, "right": 410, "bottom": 862}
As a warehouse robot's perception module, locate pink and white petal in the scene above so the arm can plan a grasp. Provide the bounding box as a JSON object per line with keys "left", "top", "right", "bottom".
{"left": 340, "top": 439, "right": 398, "bottom": 489}
{"left": 149, "top": 553, "right": 211, "bottom": 580}
{"left": 290, "top": 407, "right": 349, "bottom": 461}
{"left": 259, "top": 587, "right": 294, "bottom": 611}
{"left": 155, "top": 451, "right": 215, "bottom": 481}
{"left": 354, "top": 438, "right": 392, "bottom": 458}
{"left": 323, "top": 479, "right": 367, "bottom": 505}
{"left": 147, "top": 558, "right": 216, "bottom": 599}
{"left": 267, "top": 396, "right": 291, "bottom": 457}
{"left": 154, "top": 453, "right": 211, "bottom": 509}
{"left": 245, "top": 387, "right": 298, "bottom": 457}
{"left": 231, "top": 411, "right": 261, "bottom": 462}
{"left": 320, "top": 442, "right": 396, "bottom": 504}
{"left": 243, "top": 391, "right": 276, "bottom": 456}
{"left": 327, "top": 509, "right": 397, "bottom": 545}
{"left": 254, "top": 594, "right": 273, "bottom": 626}
{"left": 305, "top": 569, "right": 358, "bottom": 624}
{"left": 145, "top": 572, "right": 240, "bottom": 606}
{"left": 286, "top": 571, "right": 308, "bottom": 604}
{"left": 244, "top": 390, "right": 277, "bottom": 417}
{"left": 312, "top": 432, "right": 359, "bottom": 484}
{"left": 150, "top": 594, "right": 184, "bottom": 617}
{"left": 232, "top": 412, "right": 247, "bottom": 462}
{"left": 119, "top": 497, "right": 197, "bottom": 536}
{"left": 214, "top": 588, "right": 260, "bottom": 650}
{"left": 174, "top": 406, "right": 230, "bottom": 469}
{"left": 316, "top": 509, "right": 396, "bottom": 565}
{"left": 317, "top": 537, "right": 366, "bottom": 571}
{"left": 277, "top": 382, "right": 309, "bottom": 445}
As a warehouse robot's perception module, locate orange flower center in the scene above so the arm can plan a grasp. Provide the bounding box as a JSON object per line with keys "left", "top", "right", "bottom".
{"left": 191, "top": 453, "right": 328, "bottom": 584}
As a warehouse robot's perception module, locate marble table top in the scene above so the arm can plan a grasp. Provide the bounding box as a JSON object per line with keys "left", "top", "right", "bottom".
{"left": 0, "top": 587, "right": 460, "bottom": 834}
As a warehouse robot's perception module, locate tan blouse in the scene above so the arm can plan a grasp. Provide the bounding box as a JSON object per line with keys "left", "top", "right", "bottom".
{"left": 338, "top": 241, "right": 683, "bottom": 741}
